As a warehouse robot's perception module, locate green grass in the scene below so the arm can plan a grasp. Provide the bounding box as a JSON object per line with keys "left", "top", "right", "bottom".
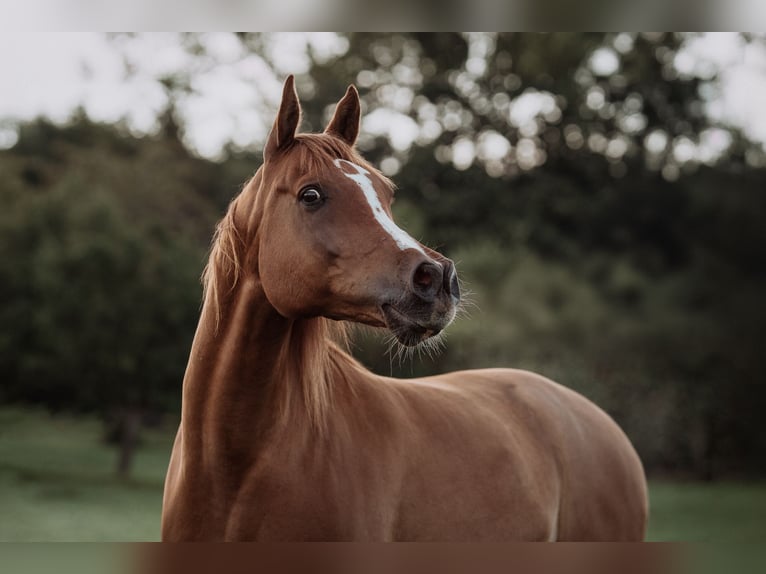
{"left": 647, "top": 481, "right": 766, "bottom": 541}
{"left": 0, "top": 407, "right": 173, "bottom": 541}
{"left": 1, "top": 406, "right": 765, "bottom": 541}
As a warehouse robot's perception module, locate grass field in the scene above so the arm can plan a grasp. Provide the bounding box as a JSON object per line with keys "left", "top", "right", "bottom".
{"left": 1, "top": 406, "right": 765, "bottom": 542}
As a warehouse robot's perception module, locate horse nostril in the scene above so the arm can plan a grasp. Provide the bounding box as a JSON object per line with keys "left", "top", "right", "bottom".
{"left": 413, "top": 265, "right": 433, "bottom": 289}
{"left": 412, "top": 262, "right": 442, "bottom": 301}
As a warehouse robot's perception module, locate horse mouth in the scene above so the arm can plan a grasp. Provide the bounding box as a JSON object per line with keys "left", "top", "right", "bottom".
{"left": 381, "top": 303, "right": 440, "bottom": 346}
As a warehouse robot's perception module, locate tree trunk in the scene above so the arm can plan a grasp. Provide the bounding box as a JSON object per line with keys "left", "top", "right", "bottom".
{"left": 116, "top": 408, "right": 142, "bottom": 479}
{"left": 700, "top": 411, "right": 717, "bottom": 482}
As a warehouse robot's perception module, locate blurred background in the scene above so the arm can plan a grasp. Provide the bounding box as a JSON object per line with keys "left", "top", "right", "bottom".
{"left": 0, "top": 32, "right": 765, "bottom": 541}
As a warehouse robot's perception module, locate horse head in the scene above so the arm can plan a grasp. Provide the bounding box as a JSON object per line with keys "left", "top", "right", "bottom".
{"left": 250, "top": 76, "right": 460, "bottom": 347}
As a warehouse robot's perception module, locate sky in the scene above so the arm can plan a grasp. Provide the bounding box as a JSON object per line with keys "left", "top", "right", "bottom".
{"left": 0, "top": 33, "right": 765, "bottom": 161}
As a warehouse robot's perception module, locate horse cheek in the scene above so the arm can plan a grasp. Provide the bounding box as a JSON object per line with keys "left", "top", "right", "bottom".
{"left": 260, "top": 244, "right": 325, "bottom": 319}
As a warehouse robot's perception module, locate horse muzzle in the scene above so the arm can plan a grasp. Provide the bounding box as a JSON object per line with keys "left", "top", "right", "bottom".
{"left": 381, "top": 257, "right": 460, "bottom": 346}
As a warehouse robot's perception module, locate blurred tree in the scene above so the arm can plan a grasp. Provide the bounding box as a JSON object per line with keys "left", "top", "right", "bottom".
{"left": 0, "top": 116, "right": 230, "bottom": 477}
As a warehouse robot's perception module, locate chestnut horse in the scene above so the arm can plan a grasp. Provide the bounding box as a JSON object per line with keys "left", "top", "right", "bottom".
{"left": 161, "top": 76, "right": 647, "bottom": 541}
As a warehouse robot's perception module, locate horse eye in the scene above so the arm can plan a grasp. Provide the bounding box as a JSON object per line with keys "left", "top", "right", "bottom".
{"left": 299, "top": 187, "right": 324, "bottom": 208}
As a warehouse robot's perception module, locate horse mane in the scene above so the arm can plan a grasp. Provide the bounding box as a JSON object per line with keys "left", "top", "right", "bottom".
{"left": 200, "top": 133, "right": 379, "bottom": 430}
{"left": 202, "top": 205, "right": 244, "bottom": 330}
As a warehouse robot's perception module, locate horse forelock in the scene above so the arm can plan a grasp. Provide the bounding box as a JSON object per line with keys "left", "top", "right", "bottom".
{"left": 290, "top": 133, "right": 396, "bottom": 194}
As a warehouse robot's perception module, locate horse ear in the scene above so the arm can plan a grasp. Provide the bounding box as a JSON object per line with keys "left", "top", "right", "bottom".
{"left": 325, "top": 85, "right": 361, "bottom": 146}
{"left": 264, "top": 75, "right": 301, "bottom": 162}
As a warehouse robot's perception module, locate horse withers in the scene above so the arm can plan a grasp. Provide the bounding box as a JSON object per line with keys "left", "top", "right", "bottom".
{"left": 161, "top": 76, "right": 648, "bottom": 541}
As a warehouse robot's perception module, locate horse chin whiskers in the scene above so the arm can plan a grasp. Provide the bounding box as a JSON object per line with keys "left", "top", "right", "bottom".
{"left": 384, "top": 329, "right": 447, "bottom": 370}
{"left": 380, "top": 302, "right": 449, "bottom": 369}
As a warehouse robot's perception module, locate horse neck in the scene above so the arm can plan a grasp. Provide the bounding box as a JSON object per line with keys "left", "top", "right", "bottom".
{"left": 180, "top": 183, "right": 348, "bottom": 466}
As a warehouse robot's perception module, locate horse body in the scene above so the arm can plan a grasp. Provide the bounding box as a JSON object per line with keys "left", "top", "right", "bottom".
{"left": 162, "top": 279, "right": 645, "bottom": 541}
{"left": 161, "top": 77, "right": 647, "bottom": 541}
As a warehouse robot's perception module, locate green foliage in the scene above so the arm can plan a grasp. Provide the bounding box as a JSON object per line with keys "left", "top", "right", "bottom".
{"left": 0, "top": 118, "right": 227, "bottom": 463}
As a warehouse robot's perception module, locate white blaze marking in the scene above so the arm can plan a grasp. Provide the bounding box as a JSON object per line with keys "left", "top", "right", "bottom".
{"left": 334, "top": 159, "right": 425, "bottom": 255}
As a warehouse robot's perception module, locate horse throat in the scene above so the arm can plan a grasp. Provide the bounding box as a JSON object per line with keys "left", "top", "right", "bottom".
{"left": 180, "top": 272, "right": 337, "bottom": 470}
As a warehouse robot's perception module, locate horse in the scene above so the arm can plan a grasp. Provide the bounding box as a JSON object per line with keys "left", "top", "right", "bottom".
{"left": 161, "top": 76, "right": 648, "bottom": 541}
